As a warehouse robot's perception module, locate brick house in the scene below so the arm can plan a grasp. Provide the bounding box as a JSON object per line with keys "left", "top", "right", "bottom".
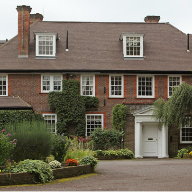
{"left": 0, "top": 5, "right": 192, "bottom": 158}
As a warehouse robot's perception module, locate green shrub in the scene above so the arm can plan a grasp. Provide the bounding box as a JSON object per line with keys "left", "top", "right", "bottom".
{"left": 112, "top": 104, "right": 127, "bottom": 131}
{"left": 14, "top": 159, "right": 53, "bottom": 183}
{"left": 81, "top": 156, "right": 98, "bottom": 168}
{"left": 6, "top": 121, "right": 53, "bottom": 162}
{"left": 49, "top": 160, "right": 62, "bottom": 169}
{"left": 52, "top": 134, "right": 70, "bottom": 162}
{"left": 90, "top": 129, "right": 124, "bottom": 150}
{"left": 0, "top": 110, "right": 43, "bottom": 130}
{"left": 0, "top": 130, "right": 17, "bottom": 166}
{"left": 97, "top": 149, "right": 134, "bottom": 159}
{"left": 64, "top": 149, "right": 94, "bottom": 163}
{"left": 177, "top": 147, "right": 192, "bottom": 158}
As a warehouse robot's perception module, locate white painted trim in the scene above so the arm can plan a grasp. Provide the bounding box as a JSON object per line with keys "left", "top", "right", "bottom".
{"left": 180, "top": 127, "right": 192, "bottom": 144}
{"left": 0, "top": 74, "right": 8, "bottom": 96}
{"left": 134, "top": 107, "right": 169, "bottom": 158}
{"left": 168, "top": 75, "right": 182, "bottom": 98}
{"left": 85, "top": 114, "right": 104, "bottom": 137}
{"left": 80, "top": 75, "right": 95, "bottom": 97}
{"left": 42, "top": 113, "right": 57, "bottom": 134}
{"left": 123, "top": 34, "right": 144, "bottom": 58}
{"left": 41, "top": 74, "right": 62, "bottom": 93}
{"left": 137, "top": 75, "right": 155, "bottom": 98}
{"left": 109, "top": 75, "right": 124, "bottom": 98}
{"left": 36, "top": 33, "right": 56, "bottom": 57}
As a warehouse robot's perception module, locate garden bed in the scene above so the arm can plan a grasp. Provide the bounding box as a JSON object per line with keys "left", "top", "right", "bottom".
{"left": 95, "top": 155, "right": 132, "bottom": 160}
{"left": 0, "top": 164, "right": 94, "bottom": 186}
{"left": 183, "top": 154, "right": 192, "bottom": 159}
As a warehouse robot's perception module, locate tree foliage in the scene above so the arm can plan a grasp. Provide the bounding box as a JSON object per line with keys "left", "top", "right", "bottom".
{"left": 153, "top": 82, "right": 192, "bottom": 128}
{"left": 112, "top": 104, "right": 127, "bottom": 131}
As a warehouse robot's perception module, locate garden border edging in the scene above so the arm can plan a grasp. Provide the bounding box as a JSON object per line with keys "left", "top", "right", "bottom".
{"left": 0, "top": 164, "right": 94, "bottom": 186}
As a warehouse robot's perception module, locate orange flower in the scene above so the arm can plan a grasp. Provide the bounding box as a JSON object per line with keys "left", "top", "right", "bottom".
{"left": 65, "top": 159, "right": 78, "bottom": 166}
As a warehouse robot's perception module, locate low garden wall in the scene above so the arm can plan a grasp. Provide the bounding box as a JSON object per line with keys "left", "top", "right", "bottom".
{"left": 0, "top": 164, "right": 94, "bottom": 186}
{"left": 95, "top": 155, "right": 132, "bottom": 160}
{"left": 183, "top": 154, "right": 192, "bottom": 159}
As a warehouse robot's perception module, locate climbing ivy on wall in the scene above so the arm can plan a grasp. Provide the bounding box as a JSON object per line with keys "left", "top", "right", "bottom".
{"left": 48, "top": 80, "right": 99, "bottom": 136}
{"left": 0, "top": 110, "right": 43, "bottom": 130}
{"left": 112, "top": 104, "right": 127, "bottom": 131}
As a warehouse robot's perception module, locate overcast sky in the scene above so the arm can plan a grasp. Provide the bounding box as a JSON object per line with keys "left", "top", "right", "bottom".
{"left": 1, "top": 0, "right": 192, "bottom": 40}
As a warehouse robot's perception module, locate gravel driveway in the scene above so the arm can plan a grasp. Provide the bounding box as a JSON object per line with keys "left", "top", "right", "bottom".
{"left": 1, "top": 158, "right": 192, "bottom": 191}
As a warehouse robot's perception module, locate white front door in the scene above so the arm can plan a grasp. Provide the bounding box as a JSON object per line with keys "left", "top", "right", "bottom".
{"left": 142, "top": 124, "right": 158, "bottom": 157}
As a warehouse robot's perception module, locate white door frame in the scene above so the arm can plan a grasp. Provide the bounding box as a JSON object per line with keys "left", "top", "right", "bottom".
{"left": 133, "top": 107, "right": 169, "bottom": 158}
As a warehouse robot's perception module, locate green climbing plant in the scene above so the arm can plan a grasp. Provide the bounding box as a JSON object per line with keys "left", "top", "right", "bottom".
{"left": 112, "top": 104, "right": 127, "bottom": 131}
{"left": 48, "top": 80, "right": 99, "bottom": 136}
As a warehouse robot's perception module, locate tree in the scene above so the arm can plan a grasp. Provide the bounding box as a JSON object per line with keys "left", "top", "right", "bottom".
{"left": 153, "top": 82, "right": 192, "bottom": 129}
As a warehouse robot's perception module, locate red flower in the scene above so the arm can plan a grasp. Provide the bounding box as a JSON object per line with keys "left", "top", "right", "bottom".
{"left": 65, "top": 159, "right": 78, "bottom": 166}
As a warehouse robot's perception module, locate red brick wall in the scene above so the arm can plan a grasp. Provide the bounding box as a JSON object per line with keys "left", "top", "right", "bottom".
{"left": 8, "top": 74, "right": 192, "bottom": 155}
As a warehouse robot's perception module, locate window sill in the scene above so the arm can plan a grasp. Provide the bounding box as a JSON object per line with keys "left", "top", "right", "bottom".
{"left": 108, "top": 97, "right": 125, "bottom": 99}
{"left": 124, "top": 57, "right": 145, "bottom": 60}
{"left": 136, "top": 97, "right": 155, "bottom": 99}
{"left": 35, "top": 56, "right": 57, "bottom": 59}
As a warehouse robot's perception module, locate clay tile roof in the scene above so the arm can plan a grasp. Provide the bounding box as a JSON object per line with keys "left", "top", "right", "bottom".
{"left": 0, "top": 96, "right": 31, "bottom": 109}
{"left": 1, "top": 21, "right": 192, "bottom": 73}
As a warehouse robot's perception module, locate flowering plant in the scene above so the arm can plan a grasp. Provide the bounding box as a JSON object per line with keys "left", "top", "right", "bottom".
{"left": 189, "top": 151, "right": 192, "bottom": 155}
{"left": 65, "top": 159, "right": 78, "bottom": 166}
{"left": 49, "top": 160, "right": 62, "bottom": 169}
{"left": 0, "top": 130, "right": 17, "bottom": 166}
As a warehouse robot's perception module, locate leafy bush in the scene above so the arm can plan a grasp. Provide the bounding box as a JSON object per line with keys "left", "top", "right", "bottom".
{"left": 0, "top": 110, "right": 43, "bottom": 130}
{"left": 64, "top": 149, "right": 94, "bottom": 162}
{"left": 112, "top": 104, "right": 127, "bottom": 131}
{"left": 0, "top": 130, "right": 17, "bottom": 166}
{"left": 65, "top": 159, "right": 78, "bottom": 166}
{"left": 96, "top": 149, "right": 134, "bottom": 159}
{"left": 64, "top": 136, "right": 94, "bottom": 162}
{"left": 52, "top": 134, "right": 70, "bottom": 162}
{"left": 81, "top": 156, "right": 98, "bottom": 167}
{"left": 2, "top": 159, "right": 17, "bottom": 173}
{"left": 90, "top": 129, "right": 124, "bottom": 150}
{"left": 177, "top": 147, "right": 192, "bottom": 158}
{"left": 14, "top": 159, "right": 53, "bottom": 183}
{"left": 49, "top": 160, "right": 62, "bottom": 169}
{"left": 6, "top": 121, "right": 53, "bottom": 162}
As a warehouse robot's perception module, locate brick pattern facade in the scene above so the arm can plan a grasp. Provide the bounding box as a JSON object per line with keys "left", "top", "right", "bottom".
{"left": 8, "top": 73, "right": 192, "bottom": 156}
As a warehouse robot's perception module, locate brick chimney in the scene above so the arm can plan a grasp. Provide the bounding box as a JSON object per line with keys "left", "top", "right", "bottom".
{"left": 30, "top": 13, "right": 43, "bottom": 25}
{"left": 144, "top": 16, "right": 160, "bottom": 23}
{"left": 16, "top": 5, "right": 32, "bottom": 58}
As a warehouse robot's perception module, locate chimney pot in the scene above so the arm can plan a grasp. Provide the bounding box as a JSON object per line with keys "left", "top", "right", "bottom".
{"left": 144, "top": 15, "right": 160, "bottom": 23}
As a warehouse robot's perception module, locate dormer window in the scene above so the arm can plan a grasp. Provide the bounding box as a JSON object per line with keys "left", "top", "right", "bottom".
{"left": 35, "top": 32, "right": 57, "bottom": 57}
{"left": 120, "top": 33, "right": 144, "bottom": 58}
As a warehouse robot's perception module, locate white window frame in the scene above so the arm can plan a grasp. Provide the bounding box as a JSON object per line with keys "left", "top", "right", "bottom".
{"left": 41, "top": 74, "right": 62, "bottom": 93}
{"left": 122, "top": 33, "right": 144, "bottom": 58}
{"left": 42, "top": 113, "right": 57, "bottom": 134}
{"left": 168, "top": 75, "right": 182, "bottom": 98}
{"left": 35, "top": 33, "right": 57, "bottom": 57}
{"left": 86, "top": 114, "right": 104, "bottom": 137}
{"left": 80, "top": 75, "right": 95, "bottom": 97}
{"left": 0, "top": 74, "right": 8, "bottom": 96}
{"left": 109, "top": 75, "right": 124, "bottom": 98}
{"left": 180, "top": 117, "right": 192, "bottom": 143}
{"left": 137, "top": 75, "right": 155, "bottom": 98}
